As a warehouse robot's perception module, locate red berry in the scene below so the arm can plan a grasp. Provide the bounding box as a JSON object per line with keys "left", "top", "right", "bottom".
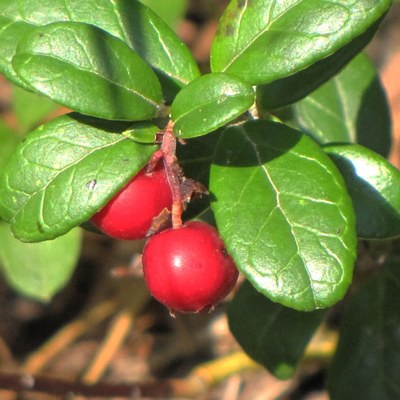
{"left": 142, "top": 221, "right": 238, "bottom": 313}
{"left": 91, "top": 165, "right": 172, "bottom": 240}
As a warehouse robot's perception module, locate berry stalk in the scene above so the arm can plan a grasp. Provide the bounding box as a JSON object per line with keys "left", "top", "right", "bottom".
{"left": 160, "top": 122, "right": 184, "bottom": 229}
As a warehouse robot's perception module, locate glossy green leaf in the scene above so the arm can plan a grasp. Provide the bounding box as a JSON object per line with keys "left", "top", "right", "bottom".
{"left": 0, "top": 113, "right": 157, "bottom": 242}
{"left": 210, "top": 0, "right": 391, "bottom": 85}
{"left": 0, "top": 119, "right": 19, "bottom": 173}
{"left": 12, "top": 22, "right": 163, "bottom": 121}
{"left": 291, "top": 53, "right": 392, "bottom": 157}
{"left": 139, "top": 0, "right": 188, "bottom": 28}
{"left": 325, "top": 144, "right": 400, "bottom": 240}
{"left": 13, "top": 85, "right": 59, "bottom": 132}
{"left": 228, "top": 280, "right": 326, "bottom": 378}
{"left": 0, "top": 223, "right": 81, "bottom": 301}
{"left": 122, "top": 122, "right": 159, "bottom": 144}
{"left": 328, "top": 261, "right": 400, "bottom": 400}
{"left": 0, "top": 17, "right": 33, "bottom": 89}
{"left": 210, "top": 120, "right": 357, "bottom": 311}
{"left": 171, "top": 73, "right": 254, "bottom": 139}
{"left": 0, "top": 0, "right": 199, "bottom": 100}
{"left": 256, "top": 19, "right": 383, "bottom": 110}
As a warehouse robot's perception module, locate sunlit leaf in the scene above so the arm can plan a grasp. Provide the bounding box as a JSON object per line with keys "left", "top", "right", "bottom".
{"left": 0, "top": 113, "right": 157, "bottom": 241}
{"left": 210, "top": 120, "right": 357, "bottom": 311}
{"left": 171, "top": 73, "right": 254, "bottom": 139}
{"left": 13, "top": 22, "right": 163, "bottom": 120}
{"left": 211, "top": 0, "right": 391, "bottom": 85}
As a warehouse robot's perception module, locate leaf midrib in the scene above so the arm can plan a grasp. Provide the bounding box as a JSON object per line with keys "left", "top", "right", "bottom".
{"left": 16, "top": 52, "right": 161, "bottom": 111}
{"left": 240, "top": 128, "right": 318, "bottom": 308}
{"left": 222, "top": 0, "right": 304, "bottom": 71}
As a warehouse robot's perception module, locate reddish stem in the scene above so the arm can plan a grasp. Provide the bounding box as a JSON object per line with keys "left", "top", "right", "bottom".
{"left": 160, "top": 122, "right": 184, "bottom": 229}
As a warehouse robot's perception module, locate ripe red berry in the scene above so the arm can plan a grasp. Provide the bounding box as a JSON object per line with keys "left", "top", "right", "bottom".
{"left": 142, "top": 221, "right": 239, "bottom": 313}
{"left": 91, "top": 165, "right": 172, "bottom": 240}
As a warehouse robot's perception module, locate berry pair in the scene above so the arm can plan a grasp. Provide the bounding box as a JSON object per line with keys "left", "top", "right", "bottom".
{"left": 90, "top": 164, "right": 238, "bottom": 313}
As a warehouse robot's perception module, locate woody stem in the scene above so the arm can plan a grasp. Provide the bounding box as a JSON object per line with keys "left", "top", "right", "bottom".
{"left": 161, "top": 122, "right": 183, "bottom": 229}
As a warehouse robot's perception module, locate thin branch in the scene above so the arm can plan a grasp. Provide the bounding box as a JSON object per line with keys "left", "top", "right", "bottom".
{"left": 0, "top": 372, "right": 173, "bottom": 398}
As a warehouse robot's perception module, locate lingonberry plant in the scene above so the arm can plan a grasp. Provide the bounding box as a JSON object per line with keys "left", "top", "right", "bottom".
{"left": 0, "top": 0, "right": 398, "bottom": 398}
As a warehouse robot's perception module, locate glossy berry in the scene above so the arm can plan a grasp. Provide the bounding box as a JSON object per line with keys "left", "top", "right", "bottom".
{"left": 142, "top": 221, "right": 239, "bottom": 313}
{"left": 91, "top": 165, "right": 172, "bottom": 240}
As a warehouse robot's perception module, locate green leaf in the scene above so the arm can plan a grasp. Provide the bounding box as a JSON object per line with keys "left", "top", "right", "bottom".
{"left": 210, "top": 120, "right": 357, "bottom": 311}
{"left": 12, "top": 21, "right": 163, "bottom": 121}
{"left": 0, "top": 223, "right": 81, "bottom": 301}
{"left": 0, "top": 0, "right": 199, "bottom": 100}
{"left": 328, "top": 261, "right": 400, "bottom": 400}
{"left": 0, "top": 113, "right": 157, "bottom": 242}
{"left": 291, "top": 53, "right": 392, "bottom": 157}
{"left": 122, "top": 122, "right": 159, "bottom": 144}
{"left": 210, "top": 0, "right": 391, "bottom": 85}
{"left": 324, "top": 144, "right": 400, "bottom": 240}
{"left": 256, "top": 19, "right": 383, "bottom": 110}
{"left": 13, "top": 85, "right": 59, "bottom": 132}
{"left": 0, "top": 119, "right": 19, "bottom": 173}
{"left": 0, "top": 17, "right": 33, "bottom": 89}
{"left": 171, "top": 73, "right": 255, "bottom": 139}
{"left": 228, "top": 280, "right": 326, "bottom": 379}
{"left": 139, "top": 0, "right": 188, "bottom": 28}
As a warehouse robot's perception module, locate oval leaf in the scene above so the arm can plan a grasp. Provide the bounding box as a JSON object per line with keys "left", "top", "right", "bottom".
{"left": 210, "top": 120, "right": 357, "bottom": 311}
{"left": 210, "top": 0, "right": 391, "bottom": 85}
{"left": 328, "top": 261, "right": 400, "bottom": 400}
{"left": 0, "top": 113, "right": 157, "bottom": 242}
{"left": 122, "top": 122, "right": 159, "bottom": 144}
{"left": 0, "top": 18, "right": 33, "bottom": 89}
{"left": 171, "top": 73, "right": 254, "bottom": 139}
{"left": 12, "top": 22, "right": 163, "bottom": 121}
{"left": 228, "top": 280, "right": 326, "bottom": 379}
{"left": 325, "top": 144, "right": 400, "bottom": 240}
{"left": 0, "top": 223, "right": 82, "bottom": 301}
{"left": 291, "top": 53, "right": 392, "bottom": 157}
{"left": 0, "top": 0, "right": 199, "bottom": 100}
{"left": 256, "top": 20, "right": 383, "bottom": 110}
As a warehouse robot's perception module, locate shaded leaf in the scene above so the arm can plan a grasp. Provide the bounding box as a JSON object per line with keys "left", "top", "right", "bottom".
{"left": 0, "top": 113, "right": 157, "bottom": 242}
{"left": 228, "top": 280, "right": 326, "bottom": 379}
{"left": 211, "top": 0, "right": 391, "bottom": 85}
{"left": 256, "top": 19, "right": 383, "bottom": 110}
{"left": 0, "top": 0, "right": 199, "bottom": 100}
{"left": 291, "top": 53, "right": 391, "bottom": 157}
{"left": 328, "top": 261, "right": 400, "bottom": 400}
{"left": 178, "top": 131, "right": 220, "bottom": 220}
{"left": 0, "top": 223, "right": 82, "bottom": 301}
{"left": 171, "top": 73, "right": 254, "bottom": 139}
{"left": 210, "top": 120, "right": 357, "bottom": 311}
{"left": 13, "top": 22, "right": 163, "bottom": 121}
{"left": 325, "top": 144, "right": 400, "bottom": 239}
